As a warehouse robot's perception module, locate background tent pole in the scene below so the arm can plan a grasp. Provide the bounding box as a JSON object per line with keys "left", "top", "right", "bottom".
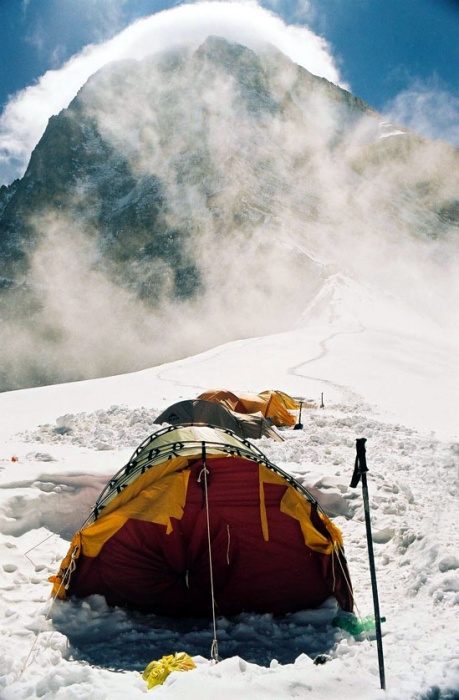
{"left": 350, "top": 437, "right": 386, "bottom": 691}
{"left": 293, "top": 400, "right": 303, "bottom": 430}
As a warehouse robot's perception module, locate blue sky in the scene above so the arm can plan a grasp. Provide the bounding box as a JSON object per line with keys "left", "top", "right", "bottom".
{"left": 0, "top": 0, "right": 458, "bottom": 185}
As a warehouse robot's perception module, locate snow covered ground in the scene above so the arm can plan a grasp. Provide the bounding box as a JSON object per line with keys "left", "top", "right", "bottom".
{"left": 0, "top": 273, "right": 458, "bottom": 699}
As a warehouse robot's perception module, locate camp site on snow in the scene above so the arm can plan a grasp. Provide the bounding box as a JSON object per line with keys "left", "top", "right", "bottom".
{"left": 48, "top": 388, "right": 387, "bottom": 689}
{"left": 50, "top": 389, "right": 351, "bottom": 612}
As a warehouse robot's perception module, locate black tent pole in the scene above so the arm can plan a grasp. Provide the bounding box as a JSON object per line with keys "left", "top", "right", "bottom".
{"left": 294, "top": 400, "right": 303, "bottom": 430}
{"left": 350, "top": 437, "right": 386, "bottom": 691}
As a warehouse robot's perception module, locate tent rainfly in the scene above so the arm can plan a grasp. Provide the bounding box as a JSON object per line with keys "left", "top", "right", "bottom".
{"left": 51, "top": 425, "right": 353, "bottom": 617}
{"left": 196, "top": 389, "right": 248, "bottom": 414}
{"left": 154, "top": 398, "right": 283, "bottom": 441}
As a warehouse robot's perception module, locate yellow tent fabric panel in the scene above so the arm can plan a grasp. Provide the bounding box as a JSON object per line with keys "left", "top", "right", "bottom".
{"left": 238, "top": 393, "right": 266, "bottom": 414}
{"left": 317, "top": 510, "right": 344, "bottom": 549}
{"left": 95, "top": 455, "right": 190, "bottom": 519}
{"left": 259, "top": 390, "right": 301, "bottom": 410}
{"left": 279, "top": 488, "right": 335, "bottom": 554}
{"left": 259, "top": 466, "right": 287, "bottom": 541}
{"left": 79, "top": 513, "right": 128, "bottom": 558}
{"left": 264, "top": 393, "right": 296, "bottom": 426}
{"left": 260, "top": 390, "right": 318, "bottom": 413}
{"left": 81, "top": 469, "right": 191, "bottom": 558}
{"left": 239, "top": 392, "right": 295, "bottom": 427}
{"left": 258, "top": 465, "right": 341, "bottom": 554}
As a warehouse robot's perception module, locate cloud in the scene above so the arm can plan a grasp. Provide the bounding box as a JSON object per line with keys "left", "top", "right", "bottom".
{"left": 0, "top": 198, "right": 321, "bottom": 389}
{"left": 383, "top": 78, "right": 459, "bottom": 147}
{"left": 68, "top": 0, "right": 133, "bottom": 43}
{"left": 291, "top": 0, "right": 315, "bottom": 22}
{"left": 0, "top": 0, "right": 343, "bottom": 186}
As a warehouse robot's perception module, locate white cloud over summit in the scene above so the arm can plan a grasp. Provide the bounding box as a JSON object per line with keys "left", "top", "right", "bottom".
{"left": 0, "top": 0, "right": 343, "bottom": 186}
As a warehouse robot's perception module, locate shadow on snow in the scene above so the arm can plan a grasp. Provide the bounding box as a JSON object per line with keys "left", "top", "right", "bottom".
{"left": 50, "top": 594, "right": 341, "bottom": 671}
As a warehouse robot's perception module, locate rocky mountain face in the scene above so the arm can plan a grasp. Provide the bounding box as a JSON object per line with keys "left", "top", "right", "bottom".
{"left": 0, "top": 36, "right": 458, "bottom": 391}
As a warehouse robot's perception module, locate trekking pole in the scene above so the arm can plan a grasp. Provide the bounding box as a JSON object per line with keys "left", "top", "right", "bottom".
{"left": 350, "top": 438, "right": 386, "bottom": 691}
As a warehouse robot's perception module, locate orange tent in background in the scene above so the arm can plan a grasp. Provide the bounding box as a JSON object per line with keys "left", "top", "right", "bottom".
{"left": 197, "top": 389, "right": 311, "bottom": 428}
{"left": 197, "top": 389, "right": 249, "bottom": 415}
{"left": 237, "top": 392, "right": 296, "bottom": 427}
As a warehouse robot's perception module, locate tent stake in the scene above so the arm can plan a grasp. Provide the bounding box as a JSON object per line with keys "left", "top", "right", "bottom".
{"left": 350, "top": 438, "right": 386, "bottom": 691}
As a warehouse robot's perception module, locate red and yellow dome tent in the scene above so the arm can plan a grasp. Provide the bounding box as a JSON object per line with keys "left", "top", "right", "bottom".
{"left": 51, "top": 424, "right": 353, "bottom": 617}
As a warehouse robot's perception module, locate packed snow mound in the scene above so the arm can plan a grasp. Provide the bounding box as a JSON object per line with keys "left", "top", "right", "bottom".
{"left": 20, "top": 405, "right": 162, "bottom": 451}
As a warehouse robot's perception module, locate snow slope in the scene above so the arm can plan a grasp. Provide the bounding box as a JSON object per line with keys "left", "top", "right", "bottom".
{"left": 0, "top": 273, "right": 458, "bottom": 699}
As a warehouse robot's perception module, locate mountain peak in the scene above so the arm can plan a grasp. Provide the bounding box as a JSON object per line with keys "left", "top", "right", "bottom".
{"left": 0, "top": 37, "right": 457, "bottom": 392}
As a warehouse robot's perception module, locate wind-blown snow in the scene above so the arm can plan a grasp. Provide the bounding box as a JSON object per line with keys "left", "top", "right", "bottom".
{"left": 0, "top": 273, "right": 458, "bottom": 699}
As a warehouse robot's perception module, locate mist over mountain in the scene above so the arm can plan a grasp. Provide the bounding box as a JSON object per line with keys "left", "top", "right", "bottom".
{"left": 0, "top": 36, "right": 458, "bottom": 392}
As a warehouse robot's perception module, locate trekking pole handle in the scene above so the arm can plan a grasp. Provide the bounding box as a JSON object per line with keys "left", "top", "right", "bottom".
{"left": 350, "top": 437, "right": 368, "bottom": 488}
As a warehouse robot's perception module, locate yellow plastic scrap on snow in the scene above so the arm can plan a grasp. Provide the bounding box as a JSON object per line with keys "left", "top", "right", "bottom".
{"left": 142, "top": 652, "right": 196, "bottom": 689}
